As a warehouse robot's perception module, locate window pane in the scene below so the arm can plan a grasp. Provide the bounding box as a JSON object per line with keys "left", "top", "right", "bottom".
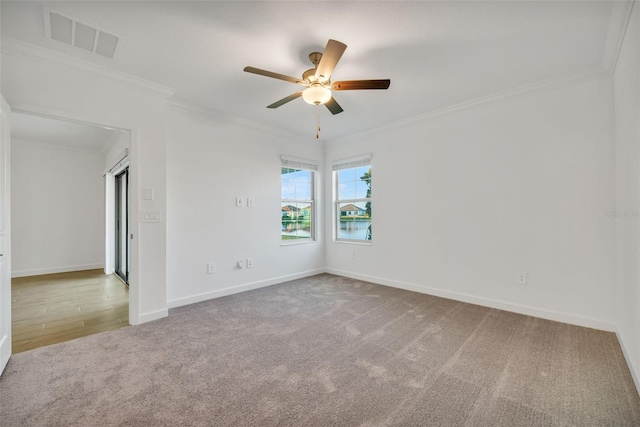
{"left": 355, "top": 165, "right": 370, "bottom": 179}
{"left": 334, "top": 164, "right": 371, "bottom": 242}
{"left": 296, "top": 183, "right": 311, "bottom": 200}
{"left": 281, "top": 178, "right": 296, "bottom": 199}
{"left": 337, "top": 202, "right": 371, "bottom": 241}
{"left": 362, "top": 176, "right": 371, "bottom": 197}
{"left": 355, "top": 180, "right": 368, "bottom": 199}
{"left": 281, "top": 165, "right": 314, "bottom": 242}
{"left": 297, "top": 169, "right": 311, "bottom": 184}
{"left": 282, "top": 202, "right": 312, "bottom": 241}
{"left": 338, "top": 180, "right": 356, "bottom": 200}
{"left": 337, "top": 165, "right": 371, "bottom": 201}
{"left": 338, "top": 168, "right": 355, "bottom": 183}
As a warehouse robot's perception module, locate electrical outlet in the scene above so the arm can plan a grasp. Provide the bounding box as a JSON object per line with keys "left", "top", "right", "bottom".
{"left": 246, "top": 258, "right": 253, "bottom": 268}
{"left": 518, "top": 272, "right": 527, "bottom": 285}
{"left": 247, "top": 198, "right": 253, "bottom": 207}
{"left": 236, "top": 260, "right": 244, "bottom": 269}
{"left": 207, "top": 263, "right": 215, "bottom": 274}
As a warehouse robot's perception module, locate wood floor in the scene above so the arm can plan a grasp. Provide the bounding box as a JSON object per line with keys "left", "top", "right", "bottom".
{"left": 11, "top": 269, "right": 129, "bottom": 353}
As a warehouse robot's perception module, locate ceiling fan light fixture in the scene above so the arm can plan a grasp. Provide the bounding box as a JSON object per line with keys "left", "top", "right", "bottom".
{"left": 302, "top": 85, "right": 331, "bottom": 105}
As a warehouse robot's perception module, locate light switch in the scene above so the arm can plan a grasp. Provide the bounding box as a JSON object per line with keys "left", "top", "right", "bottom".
{"left": 235, "top": 197, "right": 243, "bottom": 207}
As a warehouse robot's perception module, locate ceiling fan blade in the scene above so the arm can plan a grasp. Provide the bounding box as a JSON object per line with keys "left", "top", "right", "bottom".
{"left": 267, "top": 92, "right": 303, "bottom": 109}
{"left": 244, "top": 66, "right": 306, "bottom": 85}
{"left": 332, "top": 79, "right": 391, "bottom": 90}
{"left": 315, "top": 39, "right": 347, "bottom": 81}
{"left": 324, "top": 97, "right": 344, "bottom": 115}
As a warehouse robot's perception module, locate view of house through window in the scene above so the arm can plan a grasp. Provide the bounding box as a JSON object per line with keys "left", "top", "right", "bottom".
{"left": 334, "top": 158, "right": 372, "bottom": 242}
{"left": 281, "top": 157, "right": 316, "bottom": 242}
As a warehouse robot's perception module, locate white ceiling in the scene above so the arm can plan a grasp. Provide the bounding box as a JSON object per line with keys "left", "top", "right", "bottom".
{"left": 10, "top": 112, "right": 119, "bottom": 151}
{"left": 0, "top": 1, "right": 627, "bottom": 140}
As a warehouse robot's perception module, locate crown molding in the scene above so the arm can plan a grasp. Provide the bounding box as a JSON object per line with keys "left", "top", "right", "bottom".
{"left": 327, "top": 1, "right": 637, "bottom": 146}
{"left": 3, "top": 0, "right": 633, "bottom": 147}
{"left": 0, "top": 37, "right": 177, "bottom": 99}
{"left": 328, "top": 68, "right": 611, "bottom": 146}
{"left": 167, "top": 99, "right": 307, "bottom": 143}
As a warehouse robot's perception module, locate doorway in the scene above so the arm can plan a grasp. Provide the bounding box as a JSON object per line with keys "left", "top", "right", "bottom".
{"left": 8, "top": 111, "right": 132, "bottom": 352}
{"left": 114, "top": 168, "right": 129, "bottom": 285}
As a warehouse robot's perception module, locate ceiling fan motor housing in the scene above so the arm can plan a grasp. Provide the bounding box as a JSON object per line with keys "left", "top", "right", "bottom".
{"left": 304, "top": 52, "right": 327, "bottom": 84}
{"left": 302, "top": 68, "right": 319, "bottom": 83}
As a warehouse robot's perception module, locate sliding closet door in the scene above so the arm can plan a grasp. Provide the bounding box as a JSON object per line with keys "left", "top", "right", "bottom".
{"left": 114, "top": 168, "right": 129, "bottom": 284}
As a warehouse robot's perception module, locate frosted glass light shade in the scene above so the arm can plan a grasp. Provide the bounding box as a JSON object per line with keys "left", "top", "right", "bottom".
{"left": 302, "top": 86, "right": 331, "bottom": 105}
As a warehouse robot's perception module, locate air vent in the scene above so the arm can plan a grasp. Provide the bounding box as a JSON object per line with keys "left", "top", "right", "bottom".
{"left": 44, "top": 8, "right": 119, "bottom": 59}
{"left": 74, "top": 22, "right": 97, "bottom": 52}
{"left": 49, "top": 12, "right": 72, "bottom": 44}
{"left": 95, "top": 32, "right": 118, "bottom": 59}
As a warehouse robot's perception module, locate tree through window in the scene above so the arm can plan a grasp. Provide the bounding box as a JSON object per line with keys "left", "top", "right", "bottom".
{"left": 334, "top": 158, "right": 372, "bottom": 242}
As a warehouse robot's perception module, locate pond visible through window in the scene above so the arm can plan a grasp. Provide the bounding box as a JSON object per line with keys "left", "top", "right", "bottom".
{"left": 335, "top": 164, "right": 371, "bottom": 242}
{"left": 281, "top": 166, "right": 314, "bottom": 242}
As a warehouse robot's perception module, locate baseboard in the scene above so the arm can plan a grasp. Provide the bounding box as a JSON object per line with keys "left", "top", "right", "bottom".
{"left": 0, "top": 334, "right": 10, "bottom": 377}
{"left": 325, "top": 268, "right": 617, "bottom": 332}
{"left": 11, "top": 263, "right": 104, "bottom": 278}
{"left": 167, "top": 268, "right": 325, "bottom": 309}
{"left": 615, "top": 329, "right": 640, "bottom": 396}
{"left": 137, "top": 308, "right": 169, "bottom": 324}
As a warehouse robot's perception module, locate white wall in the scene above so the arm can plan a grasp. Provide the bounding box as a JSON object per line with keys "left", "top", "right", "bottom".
{"left": 104, "top": 130, "right": 130, "bottom": 172}
{"left": 165, "top": 108, "right": 324, "bottom": 306}
{"left": 325, "top": 77, "right": 617, "bottom": 331}
{"left": 1, "top": 42, "right": 168, "bottom": 324}
{"left": 11, "top": 139, "right": 104, "bottom": 277}
{"left": 613, "top": 1, "right": 640, "bottom": 391}
{"left": 1, "top": 27, "right": 633, "bottom": 372}
{"left": 1, "top": 40, "right": 326, "bottom": 323}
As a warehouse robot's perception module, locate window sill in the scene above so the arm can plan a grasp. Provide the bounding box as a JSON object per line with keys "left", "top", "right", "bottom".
{"left": 281, "top": 240, "right": 318, "bottom": 247}
{"left": 333, "top": 240, "right": 372, "bottom": 246}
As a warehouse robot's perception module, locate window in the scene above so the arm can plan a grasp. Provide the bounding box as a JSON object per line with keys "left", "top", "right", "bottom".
{"left": 281, "top": 156, "right": 317, "bottom": 242}
{"left": 334, "top": 156, "right": 372, "bottom": 242}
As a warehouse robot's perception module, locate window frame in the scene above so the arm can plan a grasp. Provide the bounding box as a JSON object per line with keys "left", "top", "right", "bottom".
{"left": 333, "top": 156, "right": 372, "bottom": 244}
{"left": 281, "top": 157, "right": 318, "bottom": 245}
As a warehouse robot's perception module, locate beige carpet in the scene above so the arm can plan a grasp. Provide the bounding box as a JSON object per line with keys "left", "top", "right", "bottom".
{"left": 1, "top": 274, "right": 639, "bottom": 426}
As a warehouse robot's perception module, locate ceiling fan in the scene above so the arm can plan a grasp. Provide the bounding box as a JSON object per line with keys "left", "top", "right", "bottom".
{"left": 243, "top": 39, "right": 390, "bottom": 137}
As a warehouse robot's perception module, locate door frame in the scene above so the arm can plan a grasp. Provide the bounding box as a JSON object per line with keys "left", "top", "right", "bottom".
{"left": 0, "top": 95, "right": 12, "bottom": 375}
{"left": 8, "top": 102, "right": 141, "bottom": 326}
{"left": 113, "top": 167, "right": 130, "bottom": 284}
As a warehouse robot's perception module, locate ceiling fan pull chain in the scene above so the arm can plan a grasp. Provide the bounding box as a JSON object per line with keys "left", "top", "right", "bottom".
{"left": 316, "top": 104, "right": 320, "bottom": 139}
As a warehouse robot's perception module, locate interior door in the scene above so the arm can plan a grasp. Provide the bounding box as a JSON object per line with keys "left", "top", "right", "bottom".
{"left": 0, "top": 95, "right": 12, "bottom": 375}
{"left": 115, "top": 168, "right": 129, "bottom": 284}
